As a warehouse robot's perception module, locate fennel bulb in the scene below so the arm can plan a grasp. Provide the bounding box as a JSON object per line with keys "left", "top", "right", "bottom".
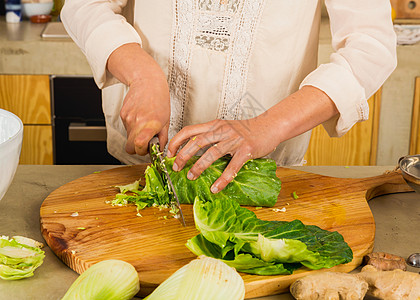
{"left": 62, "top": 259, "right": 140, "bottom": 300}
{"left": 145, "top": 256, "right": 245, "bottom": 300}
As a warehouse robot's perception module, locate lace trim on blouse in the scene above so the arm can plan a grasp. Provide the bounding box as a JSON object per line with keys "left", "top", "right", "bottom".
{"left": 167, "top": 0, "right": 266, "bottom": 140}
{"left": 168, "top": 0, "right": 196, "bottom": 138}
{"left": 217, "top": 0, "right": 266, "bottom": 120}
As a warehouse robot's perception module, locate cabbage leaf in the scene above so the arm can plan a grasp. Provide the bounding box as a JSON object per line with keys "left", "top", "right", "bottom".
{"left": 0, "top": 236, "right": 45, "bottom": 280}
{"left": 166, "top": 156, "right": 281, "bottom": 207}
{"left": 113, "top": 155, "right": 281, "bottom": 210}
{"left": 186, "top": 197, "right": 353, "bottom": 275}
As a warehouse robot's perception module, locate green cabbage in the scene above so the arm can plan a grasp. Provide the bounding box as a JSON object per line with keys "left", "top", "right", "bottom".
{"left": 166, "top": 156, "right": 281, "bottom": 207}
{"left": 186, "top": 197, "right": 353, "bottom": 275}
{"left": 112, "top": 155, "right": 281, "bottom": 211}
{"left": 111, "top": 164, "right": 171, "bottom": 212}
{"left": 0, "top": 236, "right": 45, "bottom": 280}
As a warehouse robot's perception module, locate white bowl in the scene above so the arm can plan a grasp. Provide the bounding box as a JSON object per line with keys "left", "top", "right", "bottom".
{"left": 21, "top": 2, "right": 54, "bottom": 18}
{"left": 0, "top": 109, "right": 23, "bottom": 201}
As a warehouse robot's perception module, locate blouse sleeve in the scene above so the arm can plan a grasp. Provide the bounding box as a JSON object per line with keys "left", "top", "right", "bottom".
{"left": 300, "top": 0, "right": 397, "bottom": 137}
{"left": 60, "top": 0, "right": 142, "bottom": 88}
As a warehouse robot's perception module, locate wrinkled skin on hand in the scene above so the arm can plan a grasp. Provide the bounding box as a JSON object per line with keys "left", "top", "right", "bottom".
{"left": 167, "top": 115, "right": 281, "bottom": 194}
{"left": 167, "top": 86, "right": 339, "bottom": 193}
{"left": 107, "top": 43, "right": 171, "bottom": 156}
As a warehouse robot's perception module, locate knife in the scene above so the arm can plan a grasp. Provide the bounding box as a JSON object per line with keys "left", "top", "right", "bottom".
{"left": 148, "top": 135, "right": 186, "bottom": 227}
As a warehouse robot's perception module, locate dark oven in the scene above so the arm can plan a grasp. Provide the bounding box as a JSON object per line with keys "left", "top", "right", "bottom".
{"left": 51, "top": 76, "right": 120, "bottom": 165}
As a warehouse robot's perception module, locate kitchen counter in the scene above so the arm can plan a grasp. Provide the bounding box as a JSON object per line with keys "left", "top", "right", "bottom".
{"left": 0, "top": 165, "right": 418, "bottom": 300}
{"left": 0, "top": 18, "right": 91, "bottom": 75}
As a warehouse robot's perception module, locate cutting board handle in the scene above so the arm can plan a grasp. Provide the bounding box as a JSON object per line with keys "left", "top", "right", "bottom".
{"left": 363, "top": 170, "right": 413, "bottom": 201}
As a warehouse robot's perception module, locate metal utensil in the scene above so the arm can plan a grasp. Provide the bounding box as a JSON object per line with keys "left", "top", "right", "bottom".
{"left": 407, "top": 253, "right": 420, "bottom": 268}
{"left": 398, "top": 155, "right": 420, "bottom": 194}
{"left": 148, "top": 136, "right": 186, "bottom": 226}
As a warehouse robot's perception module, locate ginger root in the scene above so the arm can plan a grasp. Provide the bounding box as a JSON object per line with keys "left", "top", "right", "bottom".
{"left": 290, "top": 266, "right": 420, "bottom": 300}
{"left": 364, "top": 252, "right": 407, "bottom": 271}
{"left": 357, "top": 265, "right": 420, "bottom": 300}
{"left": 290, "top": 272, "right": 368, "bottom": 300}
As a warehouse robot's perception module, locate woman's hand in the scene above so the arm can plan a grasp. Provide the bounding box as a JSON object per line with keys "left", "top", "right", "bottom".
{"left": 107, "top": 43, "right": 170, "bottom": 155}
{"left": 167, "top": 115, "right": 281, "bottom": 194}
{"left": 167, "top": 86, "right": 339, "bottom": 193}
{"left": 120, "top": 76, "right": 170, "bottom": 155}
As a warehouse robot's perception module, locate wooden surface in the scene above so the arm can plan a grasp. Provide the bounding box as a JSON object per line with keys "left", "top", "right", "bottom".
{"left": 305, "top": 92, "right": 380, "bottom": 166}
{"left": 0, "top": 75, "right": 51, "bottom": 124}
{"left": 410, "top": 77, "right": 420, "bottom": 155}
{"left": 0, "top": 75, "right": 52, "bottom": 165}
{"left": 40, "top": 165, "right": 412, "bottom": 299}
{"left": 391, "top": 0, "right": 420, "bottom": 19}
{"left": 20, "top": 125, "right": 53, "bottom": 165}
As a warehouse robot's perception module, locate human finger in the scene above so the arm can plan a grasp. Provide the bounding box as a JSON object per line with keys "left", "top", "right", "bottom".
{"left": 210, "top": 151, "right": 249, "bottom": 193}
{"left": 158, "top": 122, "right": 170, "bottom": 150}
{"left": 172, "top": 131, "right": 220, "bottom": 171}
{"left": 167, "top": 120, "right": 220, "bottom": 158}
{"left": 133, "top": 127, "right": 159, "bottom": 156}
{"left": 187, "top": 143, "right": 226, "bottom": 180}
{"left": 125, "top": 126, "right": 141, "bottom": 154}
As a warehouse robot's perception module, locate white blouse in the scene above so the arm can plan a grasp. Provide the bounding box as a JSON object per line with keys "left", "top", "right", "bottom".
{"left": 61, "top": 0, "right": 397, "bottom": 165}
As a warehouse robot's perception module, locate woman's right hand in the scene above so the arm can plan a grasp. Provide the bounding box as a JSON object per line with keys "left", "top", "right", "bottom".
{"left": 107, "top": 43, "right": 170, "bottom": 156}
{"left": 120, "top": 73, "right": 170, "bottom": 156}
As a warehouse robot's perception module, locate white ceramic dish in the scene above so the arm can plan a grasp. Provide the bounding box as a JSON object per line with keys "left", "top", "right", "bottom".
{"left": 21, "top": 2, "right": 53, "bottom": 18}
{"left": 0, "top": 109, "right": 23, "bottom": 201}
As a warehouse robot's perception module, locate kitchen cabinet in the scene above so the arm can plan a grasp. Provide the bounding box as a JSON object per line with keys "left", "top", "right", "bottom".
{"left": 305, "top": 91, "right": 381, "bottom": 166}
{"left": 409, "top": 77, "right": 420, "bottom": 154}
{"left": 391, "top": 0, "right": 420, "bottom": 19}
{"left": 0, "top": 75, "right": 53, "bottom": 164}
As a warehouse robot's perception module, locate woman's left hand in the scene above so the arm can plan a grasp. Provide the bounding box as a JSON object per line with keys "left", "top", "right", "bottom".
{"left": 167, "top": 115, "right": 280, "bottom": 194}
{"left": 166, "top": 86, "right": 340, "bottom": 193}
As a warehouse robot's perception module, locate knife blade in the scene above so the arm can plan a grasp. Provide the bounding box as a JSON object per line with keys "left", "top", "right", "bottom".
{"left": 148, "top": 136, "right": 186, "bottom": 226}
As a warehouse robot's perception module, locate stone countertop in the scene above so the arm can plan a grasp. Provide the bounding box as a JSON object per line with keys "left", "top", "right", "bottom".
{"left": 0, "top": 18, "right": 91, "bottom": 75}
{"left": 0, "top": 165, "right": 418, "bottom": 300}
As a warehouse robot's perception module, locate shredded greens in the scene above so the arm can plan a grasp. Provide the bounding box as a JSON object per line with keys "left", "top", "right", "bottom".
{"left": 110, "top": 146, "right": 281, "bottom": 215}
{"left": 109, "top": 144, "right": 178, "bottom": 216}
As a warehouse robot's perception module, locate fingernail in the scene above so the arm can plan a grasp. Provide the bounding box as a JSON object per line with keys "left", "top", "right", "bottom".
{"left": 167, "top": 150, "right": 173, "bottom": 157}
{"left": 187, "top": 171, "right": 195, "bottom": 180}
{"left": 173, "top": 162, "right": 179, "bottom": 171}
{"left": 211, "top": 184, "right": 219, "bottom": 194}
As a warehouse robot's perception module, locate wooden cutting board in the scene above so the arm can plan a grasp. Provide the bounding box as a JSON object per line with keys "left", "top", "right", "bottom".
{"left": 40, "top": 166, "right": 412, "bottom": 298}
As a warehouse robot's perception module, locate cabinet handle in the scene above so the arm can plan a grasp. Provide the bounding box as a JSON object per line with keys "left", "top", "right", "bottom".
{"left": 68, "top": 122, "right": 107, "bottom": 142}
